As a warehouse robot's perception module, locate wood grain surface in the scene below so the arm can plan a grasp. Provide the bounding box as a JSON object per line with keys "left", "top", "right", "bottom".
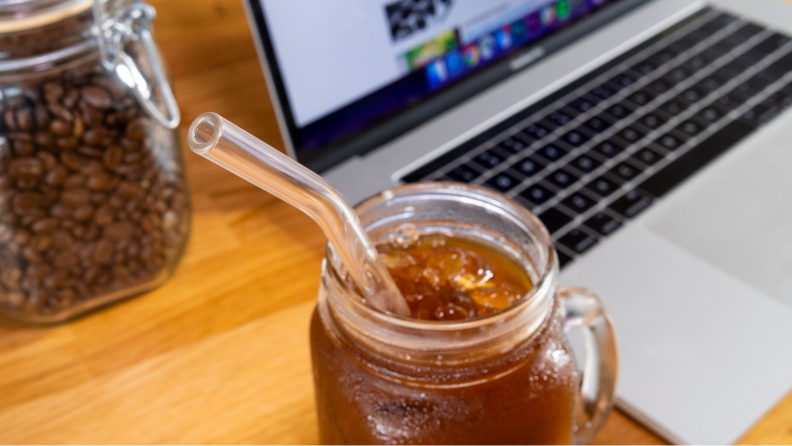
{"left": 1, "top": 0, "right": 791, "bottom": 443}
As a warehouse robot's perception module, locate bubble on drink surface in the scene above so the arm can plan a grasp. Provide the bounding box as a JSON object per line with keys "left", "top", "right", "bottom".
{"left": 390, "top": 223, "right": 419, "bottom": 248}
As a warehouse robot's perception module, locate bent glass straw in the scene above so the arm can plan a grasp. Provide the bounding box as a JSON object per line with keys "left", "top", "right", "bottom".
{"left": 187, "top": 112, "right": 409, "bottom": 316}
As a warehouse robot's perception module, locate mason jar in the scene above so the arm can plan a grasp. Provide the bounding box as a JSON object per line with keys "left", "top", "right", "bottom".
{"left": 0, "top": 0, "right": 190, "bottom": 323}
{"left": 311, "top": 182, "right": 618, "bottom": 444}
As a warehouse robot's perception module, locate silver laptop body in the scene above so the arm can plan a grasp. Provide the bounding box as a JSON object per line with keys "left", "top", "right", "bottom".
{"left": 244, "top": 0, "right": 792, "bottom": 443}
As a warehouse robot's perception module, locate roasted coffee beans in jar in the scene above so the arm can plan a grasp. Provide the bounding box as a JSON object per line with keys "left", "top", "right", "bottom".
{"left": 0, "top": 0, "right": 190, "bottom": 323}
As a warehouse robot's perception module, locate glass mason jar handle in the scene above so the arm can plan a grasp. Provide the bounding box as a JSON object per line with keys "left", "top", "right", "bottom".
{"left": 93, "top": 0, "right": 180, "bottom": 129}
{"left": 558, "top": 286, "right": 619, "bottom": 445}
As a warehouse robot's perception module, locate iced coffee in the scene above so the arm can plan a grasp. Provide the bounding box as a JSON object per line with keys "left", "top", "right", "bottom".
{"left": 310, "top": 182, "right": 617, "bottom": 445}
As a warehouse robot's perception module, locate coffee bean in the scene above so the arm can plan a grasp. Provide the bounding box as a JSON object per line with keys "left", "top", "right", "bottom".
{"left": 55, "top": 135, "right": 78, "bottom": 150}
{"left": 61, "top": 152, "right": 87, "bottom": 170}
{"left": 44, "top": 165, "right": 68, "bottom": 186}
{"left": 62, "top": 188, "right": 91, "bottom": 207}
{"left": 43, "top": 82, "right": 64, "bottom": 103}
{"left": 8, "top": 157, "right": 44, "bottom": 179}
{"left": 82, "top": 127, "right": 106, "bottom": 146}
{"left": 31, "top": 218, "right": 59, "bottom": 232}
{"left": 81, "top": 86, "right": 112, "bottom": 110}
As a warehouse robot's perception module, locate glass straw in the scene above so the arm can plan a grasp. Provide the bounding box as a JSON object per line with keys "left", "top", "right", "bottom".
{"left": 187, "top": 112, "right": 410, "bottom": 316}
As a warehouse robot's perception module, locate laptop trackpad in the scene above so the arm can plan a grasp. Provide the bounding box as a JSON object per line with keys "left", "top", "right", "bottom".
{"left": 644, "top": 113, "right": 792, "bottom": 307}
{"left": 560, "top": 224, "right": 792, "bottom": 444}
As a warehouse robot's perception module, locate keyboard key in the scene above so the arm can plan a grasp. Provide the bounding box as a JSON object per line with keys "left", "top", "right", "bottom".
{"left": 754, "top": 69, "right": 783, "bottom": 85}
{"left": 651, "top": 48, "right": 676, "bottom": 64}
{"left": 627, "top": 89, "right": 656, "bottom": 106}
{"left": 561, "top": 192, "right": 597, "bottom": 214}
{"left": 592, "top": 140, "right": 625, "bottom": 159}
{"left": 447, "top": 164, "right": 482, "bottom": 182}
{"left": 585, "top": 212, "right": 622, "bottom": 236}
{"left": 547, "top": 109, "right": 574, "bottom": 127}
{"left": 697, "top": 104, "right": 728, "bottom": 123}
{"left": 659, "top": 99, "right": 688, "bottom": 116}
{"left": 557, "top": 228, "right": 598, "bottom": 254}
{"left": 735, "top": 23, "right": 763, "bottom": 39}
{"left": 718, "top": 61, "right": 747, "bottom": 79}
{"left": 742, "top": 101, "right": 783, "bottom": 126}
{"left": 655, "top": 132, "right": 684, "bottom": 151}
{"left": 631, "top": 146, "right": 664, "bottom": 166}
{"left": 538, "top": 207, "right": 573, "bottom": 233}
{"left": 716, "top": 91, "right": 746, "bottom": 110}
{"left": 648, "top": 78, "right": 673, "bottom": 94}
{"left": 546, "top": 168, "right": 579, "bottom": 189}
{"left": 637, "top": 112, "right": 666, "bottom": 130}
{"left": 754, "top": 33, "right": 791, "bottom": 54}
{"left": 609, "top": 161, "right": 643, "bottom": 182}
{"left": 695, "top": 75, "right": 726, "bottom": 94}
{"left": 567, "top": 96, "right": 597, "bottom": 113}
{"left": 474, "top": 150, "right": 506, "bottom": 169}
{"left": 700, "top": 13, "right": 739, "bottom": 33}
{"left": 585, "top": 175, "right": 621, "bottom": 197}
{"left": 536, "top": 144, "right": 568, "bottom": 161}
{"left": 676, "top": 119, "right": 705, "bottom": 137}
{"left": 512, "top": 157, "right": 546, "bottom": 177}
{"left": 522, "top": 123, "right": 551, "bottom": 140}
{"left": 583, "top": 116, "right": 612, "bottom": 133}
{"left": 769, "top": 85, "right": 792, "bottom": 107}
{"left": 771, "top": 52, "right": 792, "bottom": 72}
{"left": 610, "top": 73, "right": 637, "bottom": 88}
{"left": 699, "top": 44, "right": 729, "bottom": 63}
{"left": 605, "top": 103, "right": 633, "bottom": 119}
{"left": 678, "top": 87, "right": 706, "bottom": 104}
{"left": 519, "top": 183, "right": 554, "bottom": 206}
{"left": 640, "top": 120, "right": 754, "bottom": 197}
{"left": 557, "top": 250, "right": 573, "bottom": 268}
{"left": 631, "top": 59, "right": 659, "bottom": 76}
{"left": 485, "top": 172, "right": 521, "bottom": 193}
{"left": 560, "top": 129, "right": 590, "bottom": 147}
{"left": 569, "top": 154, "right": 602, "bottom": 173}
{"left": 715, "top": 34, "right": 745, "bottom": 51}
{"left": 498, "top": 136, "right": 529, "bottom": 154}
{"left": 678, "top": 29, "right": 710, "bottom": 48}
{"left": 609, "top": 189, "right": 653, "bottom": 218}
{"left": 685, "top": 54, "right": 708, "bottom": 71}
{"left": 590, "top": 84, "right": 617, "bottom": 100}
{"left": 664, "top": 66, "right": 691, "bottom": 85}
{"left": 736, "top": 78, "right": 768, "bottom": 96}
{"left": 618, "top": 126, "right": 646, "bottom": 143}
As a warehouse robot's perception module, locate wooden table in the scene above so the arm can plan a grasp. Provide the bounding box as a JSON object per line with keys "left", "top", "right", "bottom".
{"left": 1, "top": 0, "right": 791, "bottom": 443}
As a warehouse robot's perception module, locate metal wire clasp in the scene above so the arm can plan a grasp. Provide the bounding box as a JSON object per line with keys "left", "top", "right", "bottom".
{"left": 92, "top": 0, "right": 180, "bottom": 129}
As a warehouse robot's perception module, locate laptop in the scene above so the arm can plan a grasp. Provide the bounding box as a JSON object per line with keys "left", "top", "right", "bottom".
{"left": 243, "top": 0, "right": 792, "bottom": 443}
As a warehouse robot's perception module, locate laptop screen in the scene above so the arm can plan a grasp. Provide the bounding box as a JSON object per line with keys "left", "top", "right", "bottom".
{"left": 249, "top": 0, "right": 625, "bottom": 170}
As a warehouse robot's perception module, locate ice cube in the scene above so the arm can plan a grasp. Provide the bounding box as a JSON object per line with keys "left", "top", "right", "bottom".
{"left": 379, "top": 251, "right": 416, "bottom": 268}
{"left": 422, "top": 248, "right": 483, "bottom": 287}
{"left": 470, "top": 284, "right": 521, "bottom": 312}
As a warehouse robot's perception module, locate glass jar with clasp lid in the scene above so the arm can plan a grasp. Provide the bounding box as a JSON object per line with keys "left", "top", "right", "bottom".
{"left": 0, "top": 0, "right": 190, "bottom": 323}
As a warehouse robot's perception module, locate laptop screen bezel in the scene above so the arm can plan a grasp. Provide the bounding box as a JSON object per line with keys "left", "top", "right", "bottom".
{"left": 245, "top": 0, "right": 653, "bottom": 172}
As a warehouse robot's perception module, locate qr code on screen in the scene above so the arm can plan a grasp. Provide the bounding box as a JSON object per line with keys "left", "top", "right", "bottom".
{"left": 385, "top": 0, "right": 455, "bottom": 42}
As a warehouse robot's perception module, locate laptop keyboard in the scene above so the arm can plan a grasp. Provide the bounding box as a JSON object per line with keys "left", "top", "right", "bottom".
{"left": 401, "top": 7, "right": 792, "bottom": 269}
